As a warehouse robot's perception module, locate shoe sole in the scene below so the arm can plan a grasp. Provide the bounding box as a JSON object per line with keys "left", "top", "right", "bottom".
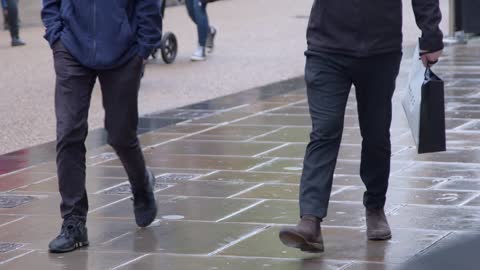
{"left": 368, "top": 233, "right": 392, "bottom": 241}
{"left": 49, "top": 241, "right": 90, "bottom": 253}
{"left": 279, "top": 231, "right": 324, "bottom": 253}
{"left": 190, "top": 57, "right": 206, "bottom": 61}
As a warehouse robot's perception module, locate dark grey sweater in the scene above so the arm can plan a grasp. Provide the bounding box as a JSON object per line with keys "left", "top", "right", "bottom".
{"left": 306, "top": 0, "right": 444, "bottom": 57}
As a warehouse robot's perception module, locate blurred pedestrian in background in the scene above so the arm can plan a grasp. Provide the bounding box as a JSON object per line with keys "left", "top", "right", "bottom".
{"left": 186, "top": 0, "right": 216, "bottom": 61}
{"left": 2, "top": 0, "right": 8, "bottom": 31}
{"left": 2, "top": 0, "right": 25, "bottom": 46}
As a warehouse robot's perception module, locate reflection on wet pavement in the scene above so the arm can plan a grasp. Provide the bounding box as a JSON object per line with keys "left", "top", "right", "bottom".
{"left": 1, "top": 43, "right": 480, "bottom": 268}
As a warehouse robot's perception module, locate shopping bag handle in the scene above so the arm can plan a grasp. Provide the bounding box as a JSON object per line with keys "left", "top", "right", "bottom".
{"left": 424, "top": 67, "right": 442, "bottom": 82}
{"left": 424, "top": 67, "right": 432, "bottom": 80}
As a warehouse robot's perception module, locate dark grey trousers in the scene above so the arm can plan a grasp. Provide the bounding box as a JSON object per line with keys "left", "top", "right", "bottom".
{"left": 5, "top": 0, "right": 19, "bottom": 39}
{"left": 300, "top": 51, "right": 402, "bottom": 219}
{"left": 53, "top": 42, "right": 149, "bottom": 222}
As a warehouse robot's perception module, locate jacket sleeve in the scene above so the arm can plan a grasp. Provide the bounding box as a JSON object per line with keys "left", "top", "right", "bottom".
{"left": 412, "top": 0, "right": 444, "bottom": 52}
{"left": 41, "top": 0, "right": 63, "bottom": 47}
{"left": 135, "top": 0, "right": 163, "bottom": 59}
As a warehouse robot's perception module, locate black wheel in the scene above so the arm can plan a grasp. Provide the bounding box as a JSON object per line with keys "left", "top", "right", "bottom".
{"left": 160, "top": 32, "right": 178, "bottom": 64}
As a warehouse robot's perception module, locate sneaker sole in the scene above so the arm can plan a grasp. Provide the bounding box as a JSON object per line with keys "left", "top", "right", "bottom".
{"left": 279, "top": 231, "right": 324, "bottom": 253}
{"left": 190, "top": 57, "right": 206, "bottom": 62}
{"left": 49, "top": 241, "right": 90, "bottom": 253}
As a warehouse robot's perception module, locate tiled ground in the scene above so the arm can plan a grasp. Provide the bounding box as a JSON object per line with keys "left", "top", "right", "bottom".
{"left": 1, "top": 41, "right": 480, "bottom": 269}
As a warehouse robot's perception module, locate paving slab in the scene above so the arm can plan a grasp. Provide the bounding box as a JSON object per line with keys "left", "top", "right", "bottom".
{"left": 220, "top": 226, "right": 446, "bottom": 264}
{"left": 0, "top": 251, "right": 141, "bottom": 270}
{"left": 116, "top": 254, "right": 347, "bottom": 270}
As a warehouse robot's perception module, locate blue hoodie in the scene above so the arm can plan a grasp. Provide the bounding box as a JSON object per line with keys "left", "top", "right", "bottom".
{"left": 41, "top": 0, "right": 162, "bottom": 70}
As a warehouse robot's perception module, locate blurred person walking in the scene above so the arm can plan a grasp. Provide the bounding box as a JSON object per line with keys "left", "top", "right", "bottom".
{"left": 279, "top": 0, "right": 444, "bottom": 253}
{"left": 2, "top": 0, "right": 7, "bottom": 31}
{"left": 42, "top": 0, "right": 162, "bottom": 253}
{"left": 185, "top": 0, "right": 217, "bottom": 61}
{"left": 2, "top": 0, "right": 25, "bottom": 46}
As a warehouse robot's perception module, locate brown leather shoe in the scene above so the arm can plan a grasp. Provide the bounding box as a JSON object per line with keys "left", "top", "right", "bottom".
{"left": 279, "top": 215, "right": 324, "bottom": 253}
{"left": 366, "top": 208, "right": 392, "bottom": 240}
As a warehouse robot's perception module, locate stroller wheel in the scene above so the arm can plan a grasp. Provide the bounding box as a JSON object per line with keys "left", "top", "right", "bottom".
{"left": 160, "top": 32, "right": 178, "bottom": 64}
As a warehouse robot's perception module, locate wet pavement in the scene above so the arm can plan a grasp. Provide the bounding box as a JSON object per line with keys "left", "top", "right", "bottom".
{"left": 0, "top": 0, "right": 451, "bottom": 155}
{"left": 1, "top": 41, "right": 480, "bottom": 269}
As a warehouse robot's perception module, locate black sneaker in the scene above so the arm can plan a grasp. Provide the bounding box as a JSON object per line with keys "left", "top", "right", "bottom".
{"left": 49, "top": 218, "right": 89, "bottom": 253}
{"left": 205, "top": 26, "right": 217, "bottom": 53}
{"left": 133, "top": 170, "right": 157, "bottom": 227}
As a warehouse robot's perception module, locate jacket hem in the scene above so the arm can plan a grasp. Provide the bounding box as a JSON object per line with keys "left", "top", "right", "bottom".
{"left": 306, "top": 45, "right": 403, "bottom": 58}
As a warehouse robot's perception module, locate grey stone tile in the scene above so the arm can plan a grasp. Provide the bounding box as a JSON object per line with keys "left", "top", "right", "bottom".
{"left": 251, "top": 159, "right": 412, "bottom": 175}
{"left": 0, "top": 243, "right": 23, "bottom": 253}
{"left": 395, "top": 163, "right": 480, "bottom": 180}
{"left": 0, "top": 194, "right": 125, "bottom": 215}
{"left": 235, "top": 183, "right": 344, "bottom": 200}
{"left": 0, "top": 195, "right": 35, "bottom": 209}
{"left": 393, "top": 148, "right": 480, "bottom": 164}
{"left": 390, "top": 205, "right": 480, "bottom": 231}
{"left": 0, "top": 251, "right": 142, "bottom": 270}
{"left": 148, "top": 124, "right": 211, "bottom": 134}
{"left": 261, "top": 144, "right": 404, "bottom": 160}
{"left": 333, "top": 186, "right": 477, "bottom": 206}
{"left": 435, "top": 180, "right": 480, "bottom": 191}
{"left": 0, "top": 171, "right": 54, "bottom": 192}
{"left": 220, "top": 226, "right": 446, "bottom": 264}
{"left": 155, "top": 181, "right": 258, "bottom": 198}
{"left": 186, "top": 112, "right": 255, "bottom": 124}
{"left": 225, "top": 200, "right": 371, "bottom": 227}
{"left": 197, "top": 171, "right": 301, "bottom": 184}
{"left": 97, "top": 220, "right": 263, "bottom": 254}
{"left": 14, "top": 177, "right": 127, "bottom": 194}
{"left": 185, "top": 125, "right": 278, "bottom": 141}
{"left": 91, "top": 195, "right": 260, "bottom": 222}
{"left": 105, "top": 155, "right": 273, "bottom": 171}
{"left": 144, "top": 140, "right": 281, "bottom": 157}
{"left": 119, "top": 254, "right": 347, "bottom": 270}
{"left": 343, "top": 263, "right": 398, "bottom": 270}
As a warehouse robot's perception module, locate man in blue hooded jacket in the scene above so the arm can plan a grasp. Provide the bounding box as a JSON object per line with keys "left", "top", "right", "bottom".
{"left": 41, "top": 0, "right": 162, "bottom": 253}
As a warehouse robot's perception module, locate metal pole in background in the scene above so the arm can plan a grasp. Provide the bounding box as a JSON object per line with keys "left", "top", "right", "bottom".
{"left": 449, "top": 0, "right": 456, "bottom": 37}
{"left": 444, "top": 0, "right": 468, "bottom": 44}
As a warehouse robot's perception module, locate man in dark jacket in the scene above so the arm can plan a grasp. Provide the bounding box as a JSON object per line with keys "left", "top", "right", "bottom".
{"left": 279, "top": 0, "right": 443, "bottom": 253}
{"left": 41, "top": 0, "right": 162, "bottom": 253}
{"left": 2, "top": 0, "right": 25, "bottom": 46}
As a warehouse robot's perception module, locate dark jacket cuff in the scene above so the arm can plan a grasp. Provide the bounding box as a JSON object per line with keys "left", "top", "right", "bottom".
{"left": 419, "top": 35, "right": 444, "bottom": 52}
